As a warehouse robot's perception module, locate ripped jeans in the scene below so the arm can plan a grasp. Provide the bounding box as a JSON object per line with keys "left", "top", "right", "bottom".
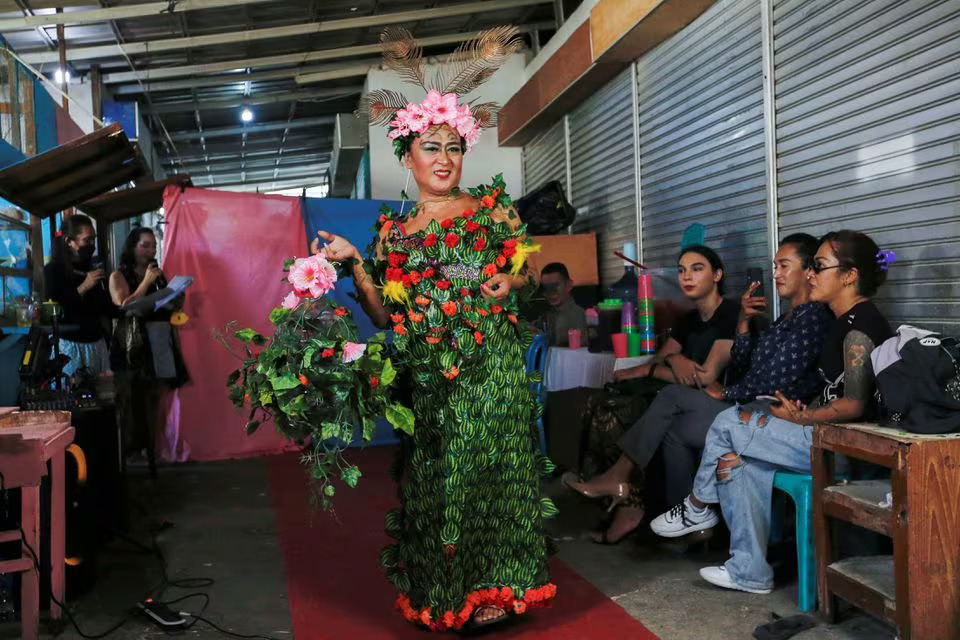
{"left": 692, "top": 404, "right": 813, "bottom": 591}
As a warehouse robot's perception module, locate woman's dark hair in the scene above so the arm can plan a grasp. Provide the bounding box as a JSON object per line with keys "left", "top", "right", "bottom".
{"left": 819, "top": 230, "right": 888, "bottom": 297}
{"left": 119, "top": 227, "right": 155, "bottom": 272}
{"left": 678, "top": 244, "right": 726, "bottom": 295}
{"left": 52, "top": 213, "right": 95, "bottom": 267}
{"left": 779, "top": 232, "right": 819, "bottom": 269}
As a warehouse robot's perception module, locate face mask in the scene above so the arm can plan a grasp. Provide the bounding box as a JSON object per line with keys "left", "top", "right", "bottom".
{"left": 77, "top": 245, "right": 96, "bottom": 262}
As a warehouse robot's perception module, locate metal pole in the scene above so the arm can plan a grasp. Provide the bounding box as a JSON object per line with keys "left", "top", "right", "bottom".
{"left": 563, "top": 115, "right": 572, "bottom": 234}
{"left": 56, "top": 8, "right": 67, "bottom": 110}
{"left": 630, "top": 61, "right": 643, "bottom": 263}
{"left": 760, "top": 0, "right": 781, "bottom": 318}
{"left": 553, "top": 0, "right": 564, "bottom": 29}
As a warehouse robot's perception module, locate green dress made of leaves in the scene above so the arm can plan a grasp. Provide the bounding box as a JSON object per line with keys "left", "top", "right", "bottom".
{"left": 371, "top": 176, "right": 557, "bottom": 631}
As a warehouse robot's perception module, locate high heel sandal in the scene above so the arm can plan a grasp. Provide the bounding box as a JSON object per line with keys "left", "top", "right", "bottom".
{"left": 563, "top": 477, "right": 631, "bottom": 512}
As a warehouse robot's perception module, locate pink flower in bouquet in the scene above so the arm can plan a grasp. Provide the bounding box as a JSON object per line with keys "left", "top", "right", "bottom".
{"left": 342, "top": 341, "right": 367, "bottom": 363}
{"left": 289, "top": 254, "right": 338, "bottom": 297}
{"left": 281, "top": 291, "right": 299, "bottom": 309}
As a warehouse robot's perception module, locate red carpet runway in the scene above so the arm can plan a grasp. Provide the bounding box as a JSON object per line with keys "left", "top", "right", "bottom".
{"left": 268, "top": 447, "right": 660, "bottom": 639}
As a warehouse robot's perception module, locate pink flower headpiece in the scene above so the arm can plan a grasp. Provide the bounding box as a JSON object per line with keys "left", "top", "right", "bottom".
{"left": 387, "top": 90, "right": 481, "bottom": 150}
{"left": 358, "top": 26, "right": 523, "bottom": 159}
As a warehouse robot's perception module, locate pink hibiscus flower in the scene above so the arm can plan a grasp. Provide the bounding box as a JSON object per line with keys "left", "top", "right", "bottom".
{"left": 280, "top": 291, "right": 299, "bottom": 309}
{"left": 341, "top": 341, "right": 367, "bottom": 363}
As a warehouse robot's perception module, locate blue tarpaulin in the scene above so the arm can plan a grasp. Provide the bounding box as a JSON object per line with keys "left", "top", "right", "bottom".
{"left": 300, "top": 196, "right": 405, "bottom": 445}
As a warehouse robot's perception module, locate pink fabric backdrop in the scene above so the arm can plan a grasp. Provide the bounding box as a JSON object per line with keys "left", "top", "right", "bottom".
{"left": 160, "top": 186, "right": 305, "bottom": 460}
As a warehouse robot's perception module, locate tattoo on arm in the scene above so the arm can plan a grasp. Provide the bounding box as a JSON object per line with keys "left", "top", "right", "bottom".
{"left": 842, "top": 330, "right": 876, "bottom": 403}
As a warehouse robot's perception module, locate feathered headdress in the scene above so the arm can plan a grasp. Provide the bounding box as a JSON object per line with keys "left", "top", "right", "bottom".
{"left": 358, "top": 25, "right": 523, "bottom": 159}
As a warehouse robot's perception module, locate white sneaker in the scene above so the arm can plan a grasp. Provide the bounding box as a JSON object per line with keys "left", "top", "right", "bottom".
{"left": 649, "top": 497, "right": 718, "bottom": 538}
{"left": 699, "top": 566, "right": 772, "bottom": 594}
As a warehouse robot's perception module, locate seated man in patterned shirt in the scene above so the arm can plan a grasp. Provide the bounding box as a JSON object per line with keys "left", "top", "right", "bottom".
{"left": 564, "top": 233, "right": 832, "bottom": 544}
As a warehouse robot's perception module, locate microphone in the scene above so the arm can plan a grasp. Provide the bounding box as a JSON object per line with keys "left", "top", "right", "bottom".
{"left": 90, "top": 257, "right": 106, "bottom": 291}
{"left": 149, "top": 259, "right": 168, "bottom": 289}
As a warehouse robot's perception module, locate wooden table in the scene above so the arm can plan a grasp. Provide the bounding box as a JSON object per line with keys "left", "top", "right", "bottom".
{"left": 0, "top": 411, "right": 74, "bottom": 640}
{"left": 812, "top": 422, "right": 960, "bottom": 640}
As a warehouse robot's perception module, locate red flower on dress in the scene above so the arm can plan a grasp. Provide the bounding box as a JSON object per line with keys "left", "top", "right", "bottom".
{"left": 334, "top": 307, "right": 349, "bottom": 317}
{"left": 474, "top": 331, "right": 484, "bottom": 345}
{"left": 386, "top": 267, "right": 404, "bottom": 282}
{"left": 407, "top": 310, "right": 424, "bottom": 323}
{"left": 443, "top": 365, "right": 460, "bottom": 380}
{"left": 388, "top": 252, "right": 407, "bottom": 267}
{"left": 502, "top": 246, "right": 517, "bottom": 259}
{"left": 480, "top": 195, "right": 495, "bottom": 209}
{"left": 461, "top": 209, "right": 476, "bottom": 218}
{"left": 482, "top": 263, "right": 498, "bottom": 278}
{"left": 408, "top": 270, "right": 422, "bottom": 285}
{"left": 444, "top": 233, "right": 460, "bottom": 248}
{"left": 465, "top": 220, "right": 480, "bottom": 233}
{"left": 459, "top": 287, "right": 470, "bottom": 297}
{"left": 491, "top": 305, "right": 503, "bottom": 314}
{"left": 477, "top": 309, "right": 489, "bottom": 317}
{"left": 473, "top": 236, "right": 487, "bottom": 251}
{"left": 422, "top": 267, "right": 436, "bottom": 279}
{"left": 492, "top": 188, "right": 501, "bottom": 198}
{"left": 426, "top": 335, "right": 441, "bottom": 344}
{"left": 393, "top": 324, "right": 407, "bottom": 336}
{"left": 503, "top": 238, "right": 517, "bottom": 248}
{"left": 435, "top": 280, "right": 451, "bottom": 290}
{"left": 415, "top": 295, "right": 431, "bottom": 306}
{"left": 507, "top": 313, "right": 518, "bottom": 324}
{"left": 440, "top": 218, "right": 454, "bottom": 230}
{"left": 423, "top": 233, "right": 438, "bottom": 248}
{"left": 401, "top": 275, "right": 413, "bottom": 288}
{"left": 298, "top": 374, "right": 309, "bottom": 386}
{"left": 390, "top": 313, "right": 404, "bottom": 324}
{"left": 495, "top": 255, "right": 507, "bottom": 267}
{"left": 321, "top": 348, "right": 335, "bottom": 358}
{"left": 369, "top": 376, "right": 380, "bottom": 389}
{"left": 441, "top": 301, "right": 458, "bottom": 316}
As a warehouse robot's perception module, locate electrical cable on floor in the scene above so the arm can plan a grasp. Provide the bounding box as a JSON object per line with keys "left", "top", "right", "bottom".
{"left": 0, "top": 469, "right": 285, "bottom": 639}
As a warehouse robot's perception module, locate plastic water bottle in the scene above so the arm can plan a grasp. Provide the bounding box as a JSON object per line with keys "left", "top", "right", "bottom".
{"left": 607, "top": 242, "right": 639, "bottom": 327}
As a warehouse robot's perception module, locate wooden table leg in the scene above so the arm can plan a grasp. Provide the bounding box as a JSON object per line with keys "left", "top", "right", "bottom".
{"left": 20, "top": 485, "right": 40, "bottom": 640}
{"left": 50, "top": 453, "right": 65, "bottom": 620}
{"left": 811, "top": 440, "right": 836, "bottom": 621}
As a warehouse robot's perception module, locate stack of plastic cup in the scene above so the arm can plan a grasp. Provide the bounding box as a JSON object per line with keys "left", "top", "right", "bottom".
{"left": 638, "top": 272, "right": 655, "bottom": 353}
{"left": 620, "top": 300, "right": 636, "bottom": 334}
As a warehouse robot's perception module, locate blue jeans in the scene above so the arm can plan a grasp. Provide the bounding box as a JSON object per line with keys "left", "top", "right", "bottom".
{"left": 692, "top": 405, "right": 813, "bottom": 591}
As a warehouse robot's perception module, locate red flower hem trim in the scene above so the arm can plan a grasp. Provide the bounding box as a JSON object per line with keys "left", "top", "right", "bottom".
{"left": 394, "top": 583, "right": 557, "bottom": 632}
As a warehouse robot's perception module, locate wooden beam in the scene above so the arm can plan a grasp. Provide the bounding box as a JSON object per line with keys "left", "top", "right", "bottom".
{"left": 0, "top": 0, "right": 274, "bottom": 31}
{"left": 144, "top": 85, "right": 363, "bottom": 114}
{"left": 22, "top": 1, "right": 550, "bottom": 64}
{"left": 101, "top": 26, "right": 546, "bottom": 84}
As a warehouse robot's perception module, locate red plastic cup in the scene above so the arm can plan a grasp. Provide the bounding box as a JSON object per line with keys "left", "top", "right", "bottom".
{"left": 638, "top": 273, "right": 653, "bottom": 300}
{"left": 568, "top": 328, "right": 583, "bottom": 349}
{"left": 612, "top": 333, "right": 628, "bottom": 358}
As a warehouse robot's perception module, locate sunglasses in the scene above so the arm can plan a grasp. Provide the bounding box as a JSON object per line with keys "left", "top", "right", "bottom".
{"left": 811, "top": 263, "right": 843, "bottom": 274}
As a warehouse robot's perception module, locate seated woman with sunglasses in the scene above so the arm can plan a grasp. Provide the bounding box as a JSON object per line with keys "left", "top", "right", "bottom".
{"left": 565, "top": 244, "right": 739, "bottom": 543}
{"left": 567, "top": 234, "right": 832, "bottom": 544}
{"left": 649, "top": 230, "right": 894, "bottom": 595}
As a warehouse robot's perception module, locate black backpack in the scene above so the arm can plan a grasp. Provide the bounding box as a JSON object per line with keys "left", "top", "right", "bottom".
{"left": 871, "top": 325, "right": 960, "bottom": 434}
{"left": 515, "top": 180, "right": 576, "bottom": 235}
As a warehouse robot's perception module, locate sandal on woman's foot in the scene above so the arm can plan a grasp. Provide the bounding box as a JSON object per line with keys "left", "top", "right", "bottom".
{"left": 468, "top": 606, "right": 509, "bottom": 629}
{"left": 589, "top": 505, "right": 644, "bottom": 545}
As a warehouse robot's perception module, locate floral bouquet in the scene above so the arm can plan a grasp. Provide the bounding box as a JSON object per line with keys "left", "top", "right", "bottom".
{"left": 221, "top": 252, "right": 414, "bottom": 508}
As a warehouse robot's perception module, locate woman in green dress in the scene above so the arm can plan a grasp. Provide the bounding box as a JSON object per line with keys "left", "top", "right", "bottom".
{"left": 313, "top": 28, "right": 556, "bottom": 632}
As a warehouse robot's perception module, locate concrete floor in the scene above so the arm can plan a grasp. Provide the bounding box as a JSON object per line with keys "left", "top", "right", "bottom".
{"left": 6, "top": 454, "right": 895, "bottom": 640}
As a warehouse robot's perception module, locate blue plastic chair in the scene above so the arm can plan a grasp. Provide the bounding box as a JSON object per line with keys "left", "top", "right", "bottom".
{"left": 524, "top": 333, "right": 549, "bottom": 455}
{"left": 771, "top": 471, "right": 817, "bottom": 612}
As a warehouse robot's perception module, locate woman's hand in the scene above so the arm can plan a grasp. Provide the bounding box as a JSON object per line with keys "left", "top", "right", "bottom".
{"left": 613, "top": 364, "right": 649, "bottom": 381}
{"left": 312, "top": 230, "right": 359, "bottom": 263}
{"left": 769, "top": 390, "right": 808, "bottom": 422}
{"left": 80, "top": 269, "right": 105, "bottom": 293}
{"left": 143, "top": 264, "right": 163, "bottom": 285}
{"left": 667, "top": 354, "right": 706, "bottom": 388}
{"left": 480, "top": 272, "right": 515, "bottom": 301}
{"left": 739, "top": 282, "right": 767, "bottom": 320}
{"left": 704, "top": 381, "right": 725, "bottom": 400}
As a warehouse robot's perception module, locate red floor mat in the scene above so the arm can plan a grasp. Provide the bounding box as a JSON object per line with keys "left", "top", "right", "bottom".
{"left": 268, "top": 447, "right": 660, "bottom": 639}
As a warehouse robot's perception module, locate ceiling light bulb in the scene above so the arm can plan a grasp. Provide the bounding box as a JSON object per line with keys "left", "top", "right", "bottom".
{"left": 240, "top": 108, "right": 254, "bottom": 123}
{"left": 54, "top": 68, "right": 70, "bottom": 84}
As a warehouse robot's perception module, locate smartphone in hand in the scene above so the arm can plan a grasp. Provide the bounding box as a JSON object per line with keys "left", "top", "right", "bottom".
{"left": 746, "top": 267, "right": 764, "bottom": 297}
